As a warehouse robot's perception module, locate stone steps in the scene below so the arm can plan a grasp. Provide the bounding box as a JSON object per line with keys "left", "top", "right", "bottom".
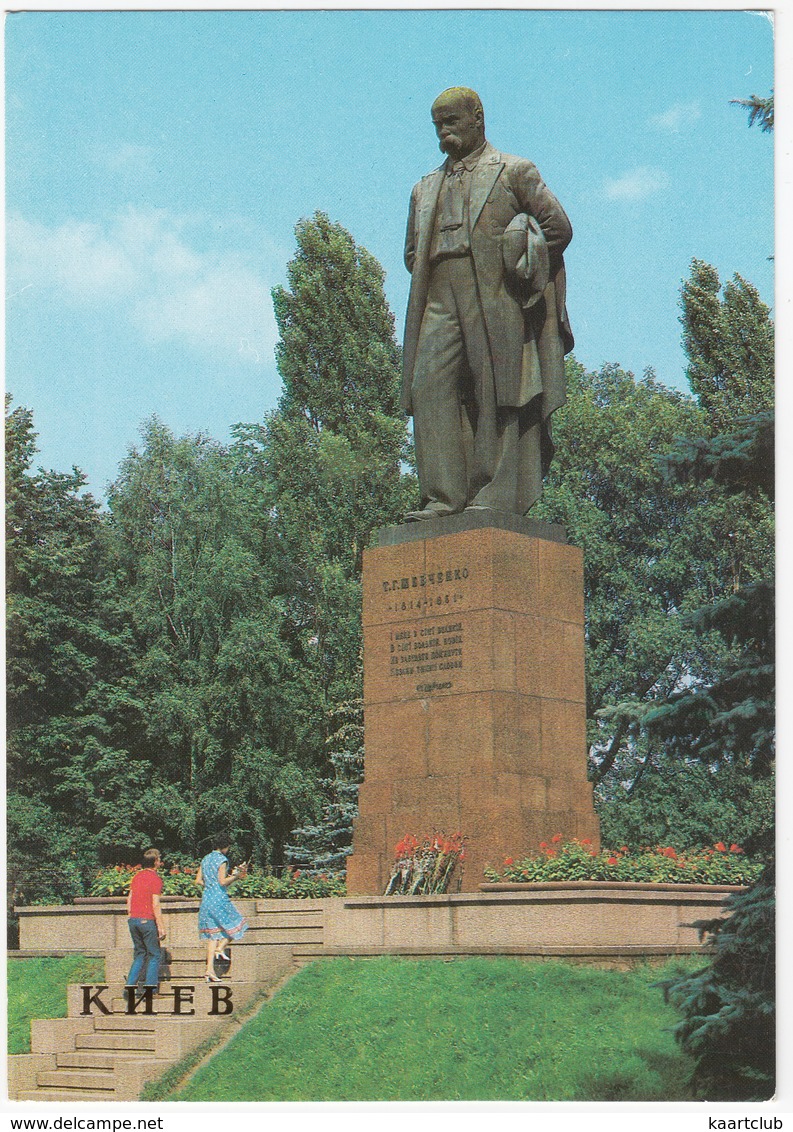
{"left": 75, "top": 1032, "right": 157, "bottom": 1052}
{"left": 36, "top": 1068, "right": 118, "bottom": 1092}
{"left": 17, "top": 1089, "right": 127, "bottom": 1102}
{"left": 57, "top": 1050, "right": 149, "bottom": 1069}
{"left": 10, "top": 906, "right": 318, "bottom": 1101}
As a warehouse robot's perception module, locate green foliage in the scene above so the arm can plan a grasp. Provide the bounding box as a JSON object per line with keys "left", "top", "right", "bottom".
{"left": 649, "top": 255, "right": 775, "bottom": 1101}
{"left": 265, "top": 212, "right": 414, "bottom": 860}
{"left": 88, "top": 863, "right": 345, "bottom": 900}
{"left": 643, "top": 580, "right": 773, "bottom": 784}
{"left": 642, "top": 408, "right": 774, "bottom": 815}
{"left": 6, "top": 216, "right": 413, "bottom": 914}
{"left": 273, "top": 211, "right": 403, "bottom": 437}
{"left": 731, "top": 91, "right": 774, "bottom": 133}
{"left": 484, "top": 837, "right": 761, "bottom": 887}
{"left": 229, "top": 868, "right": 346, "bottom": 900}
{"left": 664, "top": 411, "right": 773, "bottom": 499}
{"left": 286, "top": 689, "right": 364, "bottom": 875}
{"left": 534, "top": 274, "right": 772, "bottom": 852}
{"left": 534, "top": 362, "right": 727, "bottom": 787}
{"left": 8, "top": 955, "right": 104, "bottom": 1054}
{"left": 105, "top": 417, "right": 322, "bottom": 864}
{"left": 660, "top": 867, "right": 775, "bottom": 1099}
{"left": 6, "top": 396, "right": 135, "bottom": 913}
{"left": 173, "top": 957, "right": 696, "bottom": 1101}
{"left": 598, "top": 762, "right": 774, "bottom": 855}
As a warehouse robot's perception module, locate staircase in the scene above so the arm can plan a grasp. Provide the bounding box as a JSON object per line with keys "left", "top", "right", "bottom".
{"left": 248, "top": 900, "right": 324, "bottom": 966}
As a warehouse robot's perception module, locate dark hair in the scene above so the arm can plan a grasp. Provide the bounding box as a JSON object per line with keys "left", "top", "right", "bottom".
{"left": 212, "top": 835, "right": 231, "bottom": 851}
{"left": 142, "top": 848, "right": 160, "bottom": 868}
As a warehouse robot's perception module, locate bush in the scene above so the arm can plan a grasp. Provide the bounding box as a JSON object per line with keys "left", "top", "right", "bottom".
{"left": 484, "top": 837, "right": 762, "bottom": 886}
{"left": 231, "top": 869, "right": 346, "bottom": 900}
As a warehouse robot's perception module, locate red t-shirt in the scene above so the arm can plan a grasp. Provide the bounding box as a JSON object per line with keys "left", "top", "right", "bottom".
{"left": 128, "top": 869, "right": 163, "bottom": 920}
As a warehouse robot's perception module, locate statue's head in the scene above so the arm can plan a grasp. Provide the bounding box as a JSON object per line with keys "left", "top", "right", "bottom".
{"left": 431, "top": 87, "right": 485, "bottom": 160}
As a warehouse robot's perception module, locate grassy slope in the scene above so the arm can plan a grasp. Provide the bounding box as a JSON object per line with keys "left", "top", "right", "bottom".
{"left": 8, "top": 955, "right": 105, "bottom": 1054}
{"left": 175, "top": 956, "right": 696, "bottom": 1102}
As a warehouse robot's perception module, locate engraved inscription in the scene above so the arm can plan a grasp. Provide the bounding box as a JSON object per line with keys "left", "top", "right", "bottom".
{"left": 387, "top": 620, "right": 465, "bottom": 692}
{"left": 381, "top": 563, "right": 468, "bottom": 613}
{"left": 375, "top": 560, "right": 471, "bottom": 693}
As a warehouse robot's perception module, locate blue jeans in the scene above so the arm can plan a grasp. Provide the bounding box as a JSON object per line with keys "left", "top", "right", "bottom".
{"left": 126, "top": 918, "right": 161, "bottom": 987}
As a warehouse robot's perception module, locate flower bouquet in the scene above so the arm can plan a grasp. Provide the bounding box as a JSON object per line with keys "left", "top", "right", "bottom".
{"left": 384, "top": 832, "right": 466, "bottom": 895}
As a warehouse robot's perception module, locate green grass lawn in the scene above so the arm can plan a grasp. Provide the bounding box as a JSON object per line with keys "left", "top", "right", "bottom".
{"left": 8, "top": 955, "right": 105, "bottom": 1054}
{"left": 174, "top": 956, "right": 696, "bottom": 1102}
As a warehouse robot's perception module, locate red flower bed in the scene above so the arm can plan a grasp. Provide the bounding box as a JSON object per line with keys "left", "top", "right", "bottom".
{"left": 483, "top": 838, "right": 761, "bottom": 886}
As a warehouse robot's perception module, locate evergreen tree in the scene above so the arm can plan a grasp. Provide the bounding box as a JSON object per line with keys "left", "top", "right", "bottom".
{"left": 731, "top": 91, "right": 774, "bottom": 132}
{"left": 535, "top": 362, "right": 717, "bottom": 781}
{"left": 285, "top": 685, "right": 364, "bottom": 875}
{"left": 661, "top": 865, "right": 775, "bottom": 1099}
{"left": 658, "top": 95, "right": 775, "bottom": 1101}
{"left": 533, "top": 360, "right": 772, "bottom": 849}
{"left": 640, "top": 260, "right": 774, "bottom": 849}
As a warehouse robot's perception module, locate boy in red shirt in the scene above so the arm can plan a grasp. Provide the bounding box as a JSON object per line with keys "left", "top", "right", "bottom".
{"left": 126, "top": 848, "right": 166, "bottom": 990}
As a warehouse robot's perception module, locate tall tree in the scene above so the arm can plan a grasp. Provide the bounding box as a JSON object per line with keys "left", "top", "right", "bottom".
{"left": 535, "top": 362, "right": 713, "bottom": 780}
{"left": 263, "top": 213, "right": 414, "bottom": 862}
{"left": 635, "top": 256, "right": 775, "bottom": 850}
{"left": 680, "top": 260, "right": 773, "bottom": 433}
{"left": 532, "top": 360, "right": 772, "bottom": 849}
{"left": 285, "top": 683, "right": 364, "bottom": 875}
{"left": 658, "top": 91, "right": 776, "bottom": 1101}
{"left": 6, "top": 396, "right": 135, "bottom": 907}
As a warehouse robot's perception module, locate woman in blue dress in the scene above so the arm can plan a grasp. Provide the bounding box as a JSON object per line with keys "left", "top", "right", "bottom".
{"left": 196, "top": 837, "right": 249, "bottom": 982}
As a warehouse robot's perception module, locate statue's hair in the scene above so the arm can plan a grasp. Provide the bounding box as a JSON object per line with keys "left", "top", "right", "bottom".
{"left": 432, "top": 87, "right": 485, "bottom": 127}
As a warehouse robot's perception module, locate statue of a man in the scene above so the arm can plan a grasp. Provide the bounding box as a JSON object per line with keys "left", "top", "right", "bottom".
{"left": 402, "top": 87, "right": 574, "bottom": 521}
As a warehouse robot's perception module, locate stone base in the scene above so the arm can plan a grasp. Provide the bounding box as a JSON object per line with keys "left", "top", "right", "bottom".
{"left": 348, "top": 520, "right": 599, "bottom": 893}
{"left": 324, "top": 885, "right": 738, "bottom": 956}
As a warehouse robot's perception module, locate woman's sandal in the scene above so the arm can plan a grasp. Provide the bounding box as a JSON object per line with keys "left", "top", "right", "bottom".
{"left": 205, "top": 973, "right": 224, "bottom": 983}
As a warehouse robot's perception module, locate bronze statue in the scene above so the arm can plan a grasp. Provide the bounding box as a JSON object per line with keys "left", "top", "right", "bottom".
{"left": 402, "top": 87, "right": 574, "bottom": 521}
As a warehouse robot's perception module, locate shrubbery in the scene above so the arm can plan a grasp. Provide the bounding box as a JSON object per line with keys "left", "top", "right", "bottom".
{"left": 88, "top": 864, "right": 346, "bottom": 900}
{"left": 483, "top": 837, "right": 761, "bottom": 887}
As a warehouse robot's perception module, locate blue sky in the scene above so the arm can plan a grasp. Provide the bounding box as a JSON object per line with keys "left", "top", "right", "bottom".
{"left": 6, "top": 9, "right": 774, "bottom": 499}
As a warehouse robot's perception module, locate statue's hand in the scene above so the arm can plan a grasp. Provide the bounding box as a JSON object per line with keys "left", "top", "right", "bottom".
{"left": 502, "top": 213, "right": 549, "bottom": 307}
{"left": 502, "top": 223, "right": 529, "bottom": 277}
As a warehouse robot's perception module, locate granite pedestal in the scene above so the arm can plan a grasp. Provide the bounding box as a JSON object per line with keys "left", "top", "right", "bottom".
{"left": 346, "top": 514, "right": 600, "bottom": 893}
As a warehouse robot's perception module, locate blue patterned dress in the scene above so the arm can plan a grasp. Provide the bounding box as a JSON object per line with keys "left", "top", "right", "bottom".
{"left": 197, "top": 851, "right": 249, "bottom": 941}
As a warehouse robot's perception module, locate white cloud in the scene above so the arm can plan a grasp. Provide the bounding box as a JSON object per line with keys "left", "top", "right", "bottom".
{"left": 8, "top": 214, "right": 137, "bottom": 299}
{"left": 649, "top": 101, "right": 702, "bottom": 133}
{"left": 602, "top": 167, "right": 670, "bottom": 202}
{"left": 93, "top": 143, "right": 158, "bottom": 177}
{"left": 6, "top": 208, "right": 280, "bottom": 365}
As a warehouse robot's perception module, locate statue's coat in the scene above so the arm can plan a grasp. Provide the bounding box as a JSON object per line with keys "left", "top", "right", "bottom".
{"left": 402, "top": 141, "right": 574, "bottom": 436}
